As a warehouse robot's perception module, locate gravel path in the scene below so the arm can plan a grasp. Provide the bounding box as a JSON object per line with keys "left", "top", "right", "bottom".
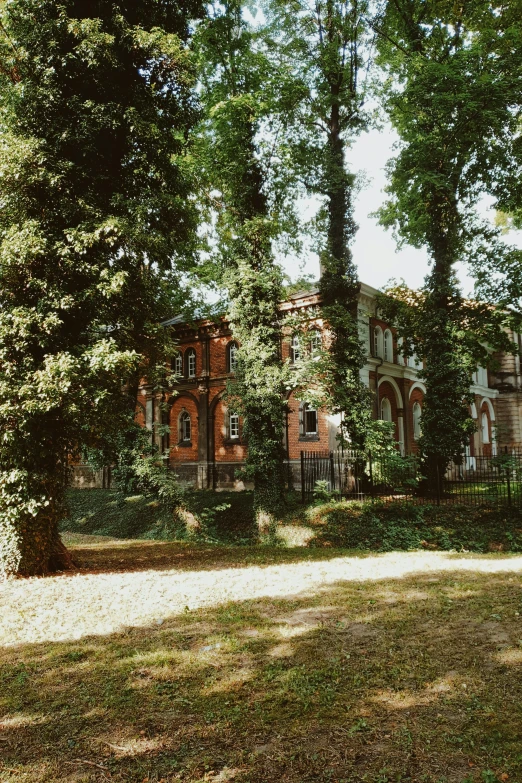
{"left": 2, "top": 550, "right": 522, "bottom": 647}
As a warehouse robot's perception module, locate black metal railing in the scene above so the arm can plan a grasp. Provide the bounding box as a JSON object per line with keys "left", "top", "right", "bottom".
{"left": 300, "top": 448, "right": 522, "bottom": 506}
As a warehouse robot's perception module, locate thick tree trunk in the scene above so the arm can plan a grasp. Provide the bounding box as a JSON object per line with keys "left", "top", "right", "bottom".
{"left": 0, "top": 472, "right": 76, "bottom": 578}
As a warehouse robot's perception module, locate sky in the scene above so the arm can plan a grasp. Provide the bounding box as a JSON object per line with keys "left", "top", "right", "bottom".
{"left": 278, "top": 123, "right": 522, "bottom": 298}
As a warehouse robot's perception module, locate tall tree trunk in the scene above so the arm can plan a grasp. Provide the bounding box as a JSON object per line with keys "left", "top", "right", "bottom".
{"left": 319, "top": 96, "right": 370, "bottom": 449}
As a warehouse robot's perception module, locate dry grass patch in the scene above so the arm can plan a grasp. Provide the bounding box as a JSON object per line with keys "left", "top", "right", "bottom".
{"left": 1, "top": 539, "right": 522, "bottom": 782}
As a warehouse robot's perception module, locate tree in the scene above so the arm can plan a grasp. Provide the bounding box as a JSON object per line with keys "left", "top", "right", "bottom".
{"left": 196, "top": 1, "right": 294, "bottom": 529}
{"left": 265, "top": 0, "right": 374, "bottom": 449}
{"left": 0, "top": 0, "right": 203, "bottom": 577}
{"left": 375, "top": 0, "right": 522, "bottom": 484}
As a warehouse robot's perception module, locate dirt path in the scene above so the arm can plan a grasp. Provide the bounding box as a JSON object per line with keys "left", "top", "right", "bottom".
{"left": 2, "top": 544, "right": 522, "bottom": 646}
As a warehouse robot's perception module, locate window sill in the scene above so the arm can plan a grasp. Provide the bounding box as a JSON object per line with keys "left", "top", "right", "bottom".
{"left": 224, "top": 438, "right": 242, "bottom": 446}
{"left": 299, "top": 435, "right": 320, "bottom": 442}
{"left": 177, "top": 441, "right": 193, "bottom": 448}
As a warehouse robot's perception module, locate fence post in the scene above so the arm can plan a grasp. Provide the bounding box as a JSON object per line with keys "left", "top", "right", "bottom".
{"left": 436, "top": 461, "right": 441, "bottom": 506}
{"left": 300, "top": 451, "right": 305, "bottom": 504}
{"left": 369, "top": 450, "right": 374, "bottom": 502}
{"left": 329, "top": 451, "right": 335, "bottom": 492}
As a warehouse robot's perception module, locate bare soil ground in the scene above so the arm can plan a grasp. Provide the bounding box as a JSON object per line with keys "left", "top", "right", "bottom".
{"left": 1, "top": 534, "right": 522, "bottom": 783}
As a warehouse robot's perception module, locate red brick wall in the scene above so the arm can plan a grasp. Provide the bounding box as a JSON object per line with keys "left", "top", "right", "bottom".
{"left": 213, "top": 399, "right": 247, "bottom": 462}
{"left": 287, "top": 392, "right": 329, "bottom": 460}
{"left": 209, "top": 334, "right": 233, "bottom": 376}
{"left": 169, "top": 395, "right": 199, "bottom": 462}
{"left": 135, "top": 400, "right": 145, "bottom": 428}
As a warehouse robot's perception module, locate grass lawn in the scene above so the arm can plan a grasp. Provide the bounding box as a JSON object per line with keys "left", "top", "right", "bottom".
{"left": 1, "top": 535, "right": 522, "bottom": 782}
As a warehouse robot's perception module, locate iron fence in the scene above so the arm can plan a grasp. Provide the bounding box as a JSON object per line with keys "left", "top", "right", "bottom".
{"left": 300, "top": 448, "right": 522, "bottom": 506}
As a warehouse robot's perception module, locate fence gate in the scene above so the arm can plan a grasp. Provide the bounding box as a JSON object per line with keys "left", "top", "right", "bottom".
{"left": 300, "top": 451, "right": 335, "bottom": 502}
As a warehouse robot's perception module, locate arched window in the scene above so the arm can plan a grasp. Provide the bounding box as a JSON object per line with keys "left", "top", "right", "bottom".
{"left": 384, "top": 329, "right": 393, "bottom": 362}
{"left": 481, "top": 411, "right": 490, "bottom": 444}
{"left": 408, "top": 352, "right": 421, "bottom": 369}
{"left": 291, "top": 334, "right": 300, "bottom": 363}
{"left": 373, "top": 326, "right": 383, "bottom": 358}
{"left": 228, "top": 411, "right": 240, "bottom": 440}
{"left": 413, "top": 401, "right": 422, "bottom": 441}
{"left": 380, "top": 397, "right": 392, "bottom": 422}
{"left": 227, "top": 341, "right": 238, "bottom": 373}
{"left": 476, "top": 366, "right": 488, "bottom": 386}
{"left": 186, "top": 348, "right": 196, "bottom": 379}
{"left": 172, "top": 352, "right": 183, "bottom": 377}
{"left": 179, "top": 410, "right": 191, "bottom": 443}
{"left": 397, "top": 336, "right": 406, "bottom": 366}
{"left": 299, "top": 402, "right": 318, "bottom": 437}
{"left": 309, "top": 330, "right": 322, "bottom": 357}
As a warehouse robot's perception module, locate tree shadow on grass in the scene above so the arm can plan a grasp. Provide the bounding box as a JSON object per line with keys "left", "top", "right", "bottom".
{"left": 59, "top": 536, "right": 367, "bottom": 576}
{"left": 2, "top": 566, "right": 522, "bottom": 782}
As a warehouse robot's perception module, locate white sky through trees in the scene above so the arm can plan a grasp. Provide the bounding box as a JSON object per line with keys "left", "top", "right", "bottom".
{"left": 279, "top": 122, "right": 522, "bottom": 297}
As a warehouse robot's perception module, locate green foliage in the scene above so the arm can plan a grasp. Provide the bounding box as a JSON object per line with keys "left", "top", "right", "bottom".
{"left": 375, "top": 1, "right": 522, "bottom": 479}
{"left": 311, "top": 500, "right": 522, "bottom": 553}
{"left": 196, "top": 2, "right": 293, "bottom": 524}
{"left": 61, "top": 488, "right": 257, "bottom": 545}
{"left": 0, "top": 0, "right": 203, "bottom": 576}
{"left": 265, "top": 0, "right": 375, "bottom": 448}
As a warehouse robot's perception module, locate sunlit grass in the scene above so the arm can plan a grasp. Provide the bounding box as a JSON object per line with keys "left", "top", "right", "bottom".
{"left": 1, "top": 539, "right": 522, "bottom": 782}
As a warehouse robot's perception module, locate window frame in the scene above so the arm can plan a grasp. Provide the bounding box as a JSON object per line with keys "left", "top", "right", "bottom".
{"left": 228, "top": 411, "right": 240, "bottom": 440}
{"left": 481, "top": 411, "right": 490, "bottom": 444}
{"left": 373, "top": 326, "right": 383, "bottom": 359}
{"left": 227, "top": 341, "right": 238, "bottom": 373}
{"left": 380, "top": 396, "right": 392, "bottom": 423}
{"left": 186, "top": 348, "right": 196, "bottom": 379}
{"left": 178, "top": 410, "right": 192, "bottom": 444}
{"left": 173, "top": 352, "right": 183, "bottom": 377}
{"left": 384, "top": 329, "right": 393, "bottom": 362}
{"left": 291, "top": 334, "right": 301, "bottom": 363}
{"left": 299, "top": 401, "right": 319, "bottom": 440}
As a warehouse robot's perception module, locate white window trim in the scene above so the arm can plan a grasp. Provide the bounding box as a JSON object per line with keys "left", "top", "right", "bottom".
{"left": 179, "top": 411, "right": 191, "bottom": 442}
{"left": 187, "top": 350, "right": 196, "bottom": 378}
{"left": 229, "top": 412, "right": 240, "bottom": 439}
{"left": 291, "top": 334, "right": 300, "bottom": 363}
{"left": 380, "top": 397, "right": 392, "bottom": 422}
{"left": 384, "top": 329, "right": 393, "bottom": 363}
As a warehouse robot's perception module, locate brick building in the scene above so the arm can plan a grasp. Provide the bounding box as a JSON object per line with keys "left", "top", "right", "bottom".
{"left": 132, "top": 281, "right": 515, "bottom": 491}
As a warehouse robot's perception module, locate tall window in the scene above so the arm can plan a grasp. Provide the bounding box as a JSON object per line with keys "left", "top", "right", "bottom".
{"left": 179, "top": 410, "right": 191, "bottom": 443}
{"left": 475, "top": 366, "right": 488, "bottom": 386}
{"left": 186, "top": 348, "right": 196, "bottom": 378}
{"left": 380, "top": 397, "right": 392, "bottom": 422}
{"left": 173, "top": 352, "right": 183, "bottom": 376}
{"left": 481, "top": 411, "right": 490, "bottom": 444}
{"left": 408, "top": 352, "right": 421, "bottom": 369}
{"left": 291, "top": 334, "right": 301, "bottom": 363}
{"left": 309, "top": 330, "right": 322, "bottom": 357}
{"left": 300, "top": 402, "right": 318, "bottom": 437}
{"left": 373, "top": 327, "right": 383, "bottom": 358}
{"left": 227, "top": 341, "right": 238, "bottom": 373}
{"left": 413, "top": 401, "right": 422, "bottom": 441}
{"left": 384, "top": 329, "right": 393, "bottom": 362}
{"left": 228, "top": 411, "right": 240, "bottom": 439}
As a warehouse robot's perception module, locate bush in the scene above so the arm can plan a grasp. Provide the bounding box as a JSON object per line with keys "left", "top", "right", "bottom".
{"left": 310, "top": 500, "right": 522, "bottom": 553}
{"left": 61, "top": 488, "right": 257, "bottom": 544}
